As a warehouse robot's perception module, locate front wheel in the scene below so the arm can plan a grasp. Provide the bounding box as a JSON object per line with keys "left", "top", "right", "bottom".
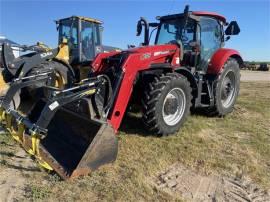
{"left": 208, "top": 58, "right": 240, "bottom": 116}
{"left": 142, "top": 73, "right": 192, "bottom": 136}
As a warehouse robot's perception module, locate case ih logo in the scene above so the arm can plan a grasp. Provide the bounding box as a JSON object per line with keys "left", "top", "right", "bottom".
{"left": 140, "top": 53, "right": 151, "bottom": 60}
{"left": 153, "top": 50, "right": 170, "bottom": 56}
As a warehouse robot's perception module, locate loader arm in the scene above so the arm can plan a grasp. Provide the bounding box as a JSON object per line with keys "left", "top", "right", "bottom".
{"left": 104, "top": 44, "right": 180, "bottom": 132}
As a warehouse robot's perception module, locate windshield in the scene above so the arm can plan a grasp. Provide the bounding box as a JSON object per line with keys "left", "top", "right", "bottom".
{"left": 58, "top": 19, "right": 100, "bottom": 63}
{"left": 156, "top": 18, "right": 196, "bottom": 49}
{"left": 59, "top": 19, "right": 78, "bottom": 50}
{"left": 58, "top": 19, "right": 79, "bottom": 63}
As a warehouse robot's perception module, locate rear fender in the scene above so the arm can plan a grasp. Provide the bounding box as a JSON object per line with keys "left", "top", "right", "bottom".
{"left": 207, "top": 48, "right": 243, "bottom": 75}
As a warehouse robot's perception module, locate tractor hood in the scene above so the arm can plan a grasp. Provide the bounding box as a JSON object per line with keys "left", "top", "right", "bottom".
{"left": 126, "top": 44, "right": 178, "bottom": 54}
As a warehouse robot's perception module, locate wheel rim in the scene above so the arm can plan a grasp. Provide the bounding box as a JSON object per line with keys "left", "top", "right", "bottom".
{"left": 54, "top": 71, "right": 65, "bottom": 88}
{"left": 221, "top": 70, "right": 236, "bottom": 108}
{"left": 162, "top": 88, "right": 186, "bottom": 126}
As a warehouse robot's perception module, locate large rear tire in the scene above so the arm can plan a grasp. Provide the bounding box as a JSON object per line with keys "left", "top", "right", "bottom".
{"left": 142, "top": 73, "right": 192, "bottom": 136}
{"left": 207, "top": 58, "right": 240, "bottom": 116}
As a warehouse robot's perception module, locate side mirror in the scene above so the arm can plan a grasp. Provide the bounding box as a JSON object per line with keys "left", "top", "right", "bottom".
{"left": 136, "top": 17, "right": 150, "bottom": 46}
{"left": 136, "top": 20, "right": 143, "bottom": 36}
{"left": 225, "top": 21, "right": 240, "bottom": 35}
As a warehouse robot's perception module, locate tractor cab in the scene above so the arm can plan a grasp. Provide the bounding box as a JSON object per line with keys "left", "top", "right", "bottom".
{"left": 137, "top": 6, "right": 240, "bottom": 72}
{"left": 56, "top": 16, "right": 103, "bottom": 64}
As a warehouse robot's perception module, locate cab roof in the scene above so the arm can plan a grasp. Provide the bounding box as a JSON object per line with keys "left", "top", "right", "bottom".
{"left": 158, "top": 11, "right": 226, "bottom": 24}
{"left": 57, "top": 16, "right": 103, "bottom": 24}
{"left": 192, "top": 11, "right": 226, "bottom": 23}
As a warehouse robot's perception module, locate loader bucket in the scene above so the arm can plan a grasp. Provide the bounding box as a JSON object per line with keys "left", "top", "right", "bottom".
{"left": 44, "top": 109, "right": 118, "bottom": 179}
{"left": 0, "top": 74, "right": 118, "bottom": 179}
{"left": 6, "top": 106, "right": 118, "bottom": 179}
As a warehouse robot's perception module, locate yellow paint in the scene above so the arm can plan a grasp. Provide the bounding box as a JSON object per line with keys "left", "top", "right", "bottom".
{"left": 54, "top": 71, "right": 65, "bottom": 88}
{"left": 37, "top": 159, "right": 53, "bottom": 171}
{"left": 80, "top": 89, "right": 96, "bottom": 97}
{"left": 2, "top": 110, "right": 53, "bottom": 171}
{"left": 0, "top": 108, "right": 5, "bottom": 123}
{"left": 36, "top": 42, "right": 51, "bottom": 52}
{"left": 55, "top": 40, "right": 70, "bottom": 63}
{"left": 5, "top": 113, "right": 12, "bottom": 130}
{"left": 78, "top": 16, "right": 103, "bottom": 24}
{"left": 30, "top": 133, "right": 53, "bottom": 171}
{"left": 9, "top": 123, "right": 25, "bottom": 143}
{"left": 0, "top": 72, "right": 9, "bottom": 96}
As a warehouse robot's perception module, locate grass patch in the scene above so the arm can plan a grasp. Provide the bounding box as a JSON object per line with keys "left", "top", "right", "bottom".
{"left": 38, "top": 82, "right": 269, "bottom": 201}
{"left": 29, "top": 184, "right": 51, "bottom": 201}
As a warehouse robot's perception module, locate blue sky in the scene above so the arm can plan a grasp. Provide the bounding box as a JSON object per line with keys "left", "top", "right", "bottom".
{"left": 0, "top": 0, "right": 269, "bottom": 61}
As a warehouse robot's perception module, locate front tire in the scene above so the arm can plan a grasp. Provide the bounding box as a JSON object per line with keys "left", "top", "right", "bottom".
{"left": 142, "top": 73, "right": 192, "bottom": 136}
{"left": 208, "top": 58, "right": 240, "bottom": 116}
{"left": 27, "top": 61, "right": 74, "bottom": 98}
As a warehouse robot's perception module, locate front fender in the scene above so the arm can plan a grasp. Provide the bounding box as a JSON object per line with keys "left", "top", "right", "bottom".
{"left": 18, "top": 49, "right": 58, "bottom": 77}
{"left": 207, "top": 48, "right": 243, "bottom": 74}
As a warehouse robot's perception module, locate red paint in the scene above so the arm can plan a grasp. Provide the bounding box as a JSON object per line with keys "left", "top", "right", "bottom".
{"left": 91, "top": 51, "right": 120, "bottom": 72}
{"left": 192, "top": 11, "right": 226, "bottom": 23}
{"left": 207, "top": 48, "right": 242, "bottom": 74}
{"left": 91, "top": 45, "right": 241, "bottom": 132}
{"left": 95, "top": 44, "right": 181, "bottom": 132}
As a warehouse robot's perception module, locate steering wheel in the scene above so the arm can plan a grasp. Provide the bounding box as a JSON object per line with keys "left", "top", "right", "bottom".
{"left": 181, "top": 35, "right": 189, "bottom": 42}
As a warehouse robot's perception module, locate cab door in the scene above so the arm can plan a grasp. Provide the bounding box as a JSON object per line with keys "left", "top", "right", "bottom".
{"left": 198, "top": 17, "right": 222, "bottom": 71}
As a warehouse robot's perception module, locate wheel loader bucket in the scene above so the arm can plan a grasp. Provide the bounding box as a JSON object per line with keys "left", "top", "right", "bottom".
{"left": 0, "top": 74, "right": 118, "bottom": 179}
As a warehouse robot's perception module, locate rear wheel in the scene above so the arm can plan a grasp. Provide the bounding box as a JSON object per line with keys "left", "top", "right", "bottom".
{"left": 142, "top": 73, "right": 192, "bottom": 136}
{"left": 208, "top": 58, "right": 240, "bottom": 116}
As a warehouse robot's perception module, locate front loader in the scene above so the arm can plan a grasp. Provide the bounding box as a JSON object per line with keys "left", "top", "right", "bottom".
{"left": 1, "top": 5, "right": 242, "bottom": 179}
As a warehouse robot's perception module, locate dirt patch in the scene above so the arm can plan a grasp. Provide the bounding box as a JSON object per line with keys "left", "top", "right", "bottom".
{"left": 0, "top": 148, "right": 43, "bottom": 202}
{"left": 240, "top": 70, "right": 270, "bottom": 82}
{"left": 152, "top": 164, "right": 270, "bottom": 202}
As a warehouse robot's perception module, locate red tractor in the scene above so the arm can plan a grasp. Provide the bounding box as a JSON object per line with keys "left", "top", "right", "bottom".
{"left": 0, "top": 5, "right": 242, "bottom": 179}
{"left": 93, "top": 5, "right": 242, "bottom": 134}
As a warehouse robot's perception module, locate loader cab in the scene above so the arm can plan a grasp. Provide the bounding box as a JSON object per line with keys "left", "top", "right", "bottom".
{"left": 153, "top": 11, "right": 240, "bottom": 71}
{"left": 57, "top": 16, "right": 103, "bottom": 64}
